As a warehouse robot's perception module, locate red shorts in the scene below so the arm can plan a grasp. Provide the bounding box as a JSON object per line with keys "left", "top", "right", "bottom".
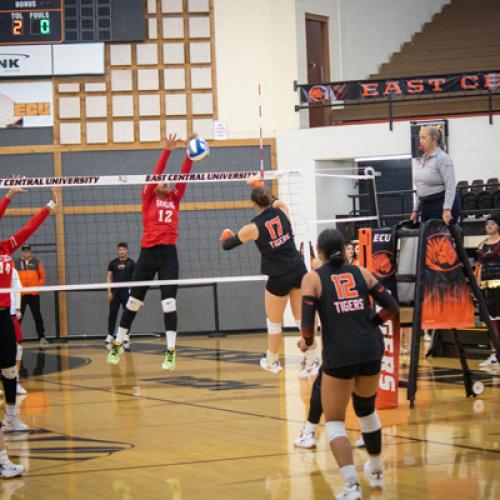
{"left": 12, "top": 316, "right": 23, "bottom": 343}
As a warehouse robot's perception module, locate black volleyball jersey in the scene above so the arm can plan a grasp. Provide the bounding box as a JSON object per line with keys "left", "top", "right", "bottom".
{"left": 252, "top": 207, "right": 302, "bottom": 277}
{"left": 479, "top": 243, "right": 500, "bottom": 281}
{"left": 316, "top": 262, "right": 384, "bottom": 369}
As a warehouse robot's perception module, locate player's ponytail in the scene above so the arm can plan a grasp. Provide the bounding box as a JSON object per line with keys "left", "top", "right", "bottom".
{"left": 317, "top": 229, "right": 345, "bottom": 268}
{"left": 250, "top": 187, "right": 272, "bottom": 208}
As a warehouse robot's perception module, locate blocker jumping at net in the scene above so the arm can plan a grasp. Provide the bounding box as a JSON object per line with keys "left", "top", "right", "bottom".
{"left": 107, "top": 133, "right": 195, "bottom": 370}
{"left": 298, "top": 229, "right": 398, "bottom": 500}
{"left": 220, "top": 184, "right": 319, "bottom": 374}
{"left": 0, "top": 189, "right": 57, "bottom": 438}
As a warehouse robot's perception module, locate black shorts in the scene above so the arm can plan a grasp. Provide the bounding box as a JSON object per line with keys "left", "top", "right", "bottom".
{"left": 130, "top": 245, "right": 179, "bottom": 302}
{"left": 482, "top": 287, "right": 500, "bottom": 320}
{"left": 323, "top": 359, "right": 381, "bottom": 380}
{"left": 266, "top": 262, "right": 307, "bottom": 297}
{"left": 0, "top": 309, "right": 17, "bottom": 369}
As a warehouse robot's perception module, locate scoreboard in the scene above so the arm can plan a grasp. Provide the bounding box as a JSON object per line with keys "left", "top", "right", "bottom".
{"left": 0, "top": 0, "right": 64, "bottom": 45}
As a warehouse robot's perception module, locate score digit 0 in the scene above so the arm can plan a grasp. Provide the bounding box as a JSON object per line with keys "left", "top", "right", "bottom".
{"left": 12, "top": 19, "right": 24, "bottom": 36}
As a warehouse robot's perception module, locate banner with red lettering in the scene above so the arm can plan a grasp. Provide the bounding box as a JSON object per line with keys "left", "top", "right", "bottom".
{"left": 421, "top": 221, "right": 475, "bottom": 329}
{"left": 297, "top": 71, "right": 500, "bottom": 105}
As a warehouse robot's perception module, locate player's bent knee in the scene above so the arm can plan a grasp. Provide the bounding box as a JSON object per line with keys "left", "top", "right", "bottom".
{"left": 325, "top": 421, "right": 347, "bottom": 442}
{"left": 126, "top": 297, "right": 144, "bottom": 312}
{"left": 161, "top": 298, "right": 176, "bottom": 314}
{"left": 352, "top": 393, "right": 376, "bottom": 417}
{"left": 16, "top": 344, "right": 23, "bottom": 362}
{"left": 1, "top": 366, "right": 18, "bottom": 380}
{"left": 266, "top": 318, "right": 282, "bottom": 335}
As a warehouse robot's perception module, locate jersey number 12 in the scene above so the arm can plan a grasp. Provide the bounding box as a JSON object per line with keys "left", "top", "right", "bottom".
{"left": 331, "top": 273, "right": 358, "bottom": 299}
{"left": 158, "top": 209, "right": 173, "bottom": 223}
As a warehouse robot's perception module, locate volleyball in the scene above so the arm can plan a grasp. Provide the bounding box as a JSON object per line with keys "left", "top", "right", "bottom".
{"left": 187, "top": 137, "right": 210, "bottom": 162}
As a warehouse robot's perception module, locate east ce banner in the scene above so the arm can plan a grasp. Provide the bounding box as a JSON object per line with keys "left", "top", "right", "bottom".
{"left": 298, "top": 71, "right": 500, "bottom": 105}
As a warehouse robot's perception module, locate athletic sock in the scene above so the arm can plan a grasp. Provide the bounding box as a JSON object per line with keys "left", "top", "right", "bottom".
{"left": 368, "top": 454, "right": 383, "bottom": 472}
{"left": 166, "top": 331, "right": 176, "bottom": 350}
{"left": 267, "top": 350, "right": 279, "bottom": 364}
{"left": 115, "top": 327, "right": 129, "bottom": 344}
{"left": 304, "top": 420, "right": 317, "bottom": 435}
{"left": 339, "top": 464, "right": 358, "bottom": 487}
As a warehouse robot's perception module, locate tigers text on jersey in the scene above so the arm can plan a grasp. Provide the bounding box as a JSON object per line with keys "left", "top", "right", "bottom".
{"left": 252, "top": 207, "right": 302, "bottom": 277}
{"left": 140, "top": 148, "right": 193, "bottom": 248}
{"left": 316, "top": 262, "right": 383, "bottom": 369}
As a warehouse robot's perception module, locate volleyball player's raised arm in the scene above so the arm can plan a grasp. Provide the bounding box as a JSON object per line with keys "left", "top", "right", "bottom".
{"left": 143, "top": 134, "right": 180, "bottom": 202}
{"left": 0, "top": 188, "right": 27, "bottom": 219}
{"left": 359, "top": 266, "right": 399, "bottom": 325}
{"left": 0, "top": 190, "right": 56, "bottom": 255}
{"left": 171, "top": 134, "right": 197, "bottom": 202}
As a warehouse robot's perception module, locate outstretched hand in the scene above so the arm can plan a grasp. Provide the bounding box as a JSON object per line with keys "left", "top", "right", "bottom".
{"left": 6, "top": 187, "right": 27, "bottom": 199}
{"left": 48, "top": 189, "right": 58, "bottom": 213}
{"left": 165, "top": 133, "right": 183, "bottom": 150}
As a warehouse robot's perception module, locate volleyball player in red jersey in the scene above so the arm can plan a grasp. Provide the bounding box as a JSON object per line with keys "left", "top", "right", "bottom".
{"left": 0, "top": 189, "right": 56, "bottom": 438}
{"left": 107, "top": 133, "right": 196, "bottom": 370}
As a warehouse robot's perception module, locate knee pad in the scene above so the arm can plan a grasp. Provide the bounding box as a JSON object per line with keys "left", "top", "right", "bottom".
{"left": 126, "top": 297, "right": 144, "bottom": 312}
{"left": 16, "top": 344, "right": 23, "bottom": 362}
{"left": 266, "top": 319, "right": 282, "bottom": 335}
{"left": 358, "top": 412, "right": 381, "bottom": 434}
{"left": 1, "top": 366, "right": 18, "bottom": 380}
{"left": 295, "top": 319, "right": 301, "bottom": 330}
{"left": 325, "top": 420, "right": 347, "bottom": 442}
{"left": 161, "top": 298, "right": 176, "bottom": 314}
{"left": 352, "top": 393, "right": 376, "bottom": 417}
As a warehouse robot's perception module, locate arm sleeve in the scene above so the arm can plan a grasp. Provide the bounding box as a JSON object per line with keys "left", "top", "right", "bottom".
{"left": 0, "top": 207, "right": 50, "bottom": 255}
{"left": 222, "top": 234, "right": 242, "bottom": 251}
{"left": 172, "top": 156, "right": 194, "bottom": 202}
{"left": 301, "top": 295, "right": 317, "bottom": 346}
{"left": 38, "top": 260, "right": 46, "bottom": 286}
{"left": 143, "top": 149, "right": 172, "bottom": 202}
{"left": 0, "top": 196, "right": 11, "bottom": 219}
{"left": 440, "top": 156, "right": 456, "bottom": 210}
{"left": 369, "top": 283, "right": 399, "bottom": 326}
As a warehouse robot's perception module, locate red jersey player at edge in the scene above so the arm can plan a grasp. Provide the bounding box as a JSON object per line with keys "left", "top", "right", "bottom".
{"left": 0, "top": 190, "right": 56, "bottom": 437}
{"left": 107, "top": 133, "right": 196, "bottom": 370}
{"left": 298, "top": 229, "right": 399, "bottom": 499}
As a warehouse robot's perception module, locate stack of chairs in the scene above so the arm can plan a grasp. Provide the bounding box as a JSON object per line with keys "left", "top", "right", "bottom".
{"left": 458, "top": 178, "right": 500, "bottom": 217}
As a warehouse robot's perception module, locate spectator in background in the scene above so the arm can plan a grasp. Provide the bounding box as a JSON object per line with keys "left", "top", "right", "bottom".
{"left": 410, "top": 126, "right": 460, "bottom": 225}
{"left": 105, "top": 242, "right": 135, "bottom": 348}
{"left": 15, "top": 245, "right": 48, "bottom": 346}
{"left": 476, "top": 214, "right": 500, "bottom": 367}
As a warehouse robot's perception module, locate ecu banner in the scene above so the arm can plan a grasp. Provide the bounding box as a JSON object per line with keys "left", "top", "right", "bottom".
{"left": 421, "top": 221, "right": 475, "bottom": 329}
{"left": 297, "top": 70, "right": 500, "bottom": 105}
{"left": 359, "top": 227, "right": 400, "bottom": 410}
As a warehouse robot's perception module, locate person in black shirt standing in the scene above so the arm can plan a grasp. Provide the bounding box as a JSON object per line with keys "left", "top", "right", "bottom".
{"left": 220, "top": 186, "right": 318, "bottom": 374}
{"left": 299, "top": 229, "right": 398, "bottom": 499}
{"left": 105, "top": 242, "right": 135, "bottom": 348}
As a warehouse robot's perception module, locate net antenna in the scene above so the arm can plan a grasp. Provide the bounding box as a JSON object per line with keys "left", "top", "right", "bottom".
{"left": 258, "top": 83, "right": 265, "bottom": 181}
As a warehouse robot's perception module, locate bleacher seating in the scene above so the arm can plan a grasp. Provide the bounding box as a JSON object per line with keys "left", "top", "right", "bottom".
{"left": 330, "top": 0, "right": 500, "bottom": 124}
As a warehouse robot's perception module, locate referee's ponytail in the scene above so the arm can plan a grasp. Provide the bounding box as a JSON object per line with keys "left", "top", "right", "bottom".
{"left": 317, "top": 229, "right": 345, "bottom": 268}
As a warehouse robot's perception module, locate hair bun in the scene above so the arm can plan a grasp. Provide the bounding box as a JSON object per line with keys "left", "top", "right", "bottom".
{"left": 329, "top": 250, "right": 345, "bottom": 267}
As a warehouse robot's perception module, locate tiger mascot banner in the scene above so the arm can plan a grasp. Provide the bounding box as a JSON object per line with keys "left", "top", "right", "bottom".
{"left": 359, "top": 227, "right": 400, "bottom": 409}
{"left": 422, "top": 221, "right": 474, "bottom": 329}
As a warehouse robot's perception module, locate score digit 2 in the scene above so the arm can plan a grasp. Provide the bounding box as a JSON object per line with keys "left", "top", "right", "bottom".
{"left": 12, "top": 19, "right": 23, "bottom": 36}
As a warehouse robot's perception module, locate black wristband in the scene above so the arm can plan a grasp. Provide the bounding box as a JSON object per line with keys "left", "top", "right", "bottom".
{"left": 222, "top": 234, "right": 242, "bottom": 250}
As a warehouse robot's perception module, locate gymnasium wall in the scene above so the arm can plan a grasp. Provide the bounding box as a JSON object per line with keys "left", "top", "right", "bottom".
{"left": 277, "top": 115, "right": 500, "bottom": 213}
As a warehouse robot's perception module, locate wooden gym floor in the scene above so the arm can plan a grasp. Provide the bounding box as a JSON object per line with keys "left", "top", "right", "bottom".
{"left": 3, "top": 334, "right": 499, "bottom": 499}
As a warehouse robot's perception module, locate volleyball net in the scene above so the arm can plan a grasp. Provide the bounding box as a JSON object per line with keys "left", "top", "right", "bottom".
{"left": 0, "top": 168, "right": 378, "bottom": 335}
